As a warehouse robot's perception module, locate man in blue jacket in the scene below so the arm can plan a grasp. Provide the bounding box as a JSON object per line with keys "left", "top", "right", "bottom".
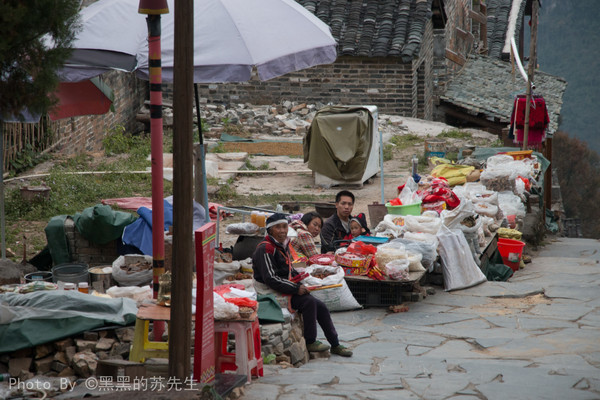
{"left": 252, "top": 213, "right": 352, "bottom": 357}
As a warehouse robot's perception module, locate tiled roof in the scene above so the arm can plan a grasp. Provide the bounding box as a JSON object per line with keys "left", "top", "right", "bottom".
{"left": 486, "top": 0, "right": 526, "bottom": 59}
{"left": 297, "top": 0, "right": 433, "bottom": 61}
{"left": 440, "top": 54, "right": 567, "bottom": 134}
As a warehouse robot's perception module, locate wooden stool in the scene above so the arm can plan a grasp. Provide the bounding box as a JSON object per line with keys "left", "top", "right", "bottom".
{"left": 214, "top": 315, "right": 263, "bottom": 383}
{"left": 129, "top": 304, "right": 176, "bottom": 363}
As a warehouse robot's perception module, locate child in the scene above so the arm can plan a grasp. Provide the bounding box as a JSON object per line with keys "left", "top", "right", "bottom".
{"left": 346, "top": 213, "right": 370, "bottom": 240}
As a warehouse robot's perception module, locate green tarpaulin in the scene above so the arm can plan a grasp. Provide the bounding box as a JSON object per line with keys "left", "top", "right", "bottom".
{"left": 303, "top": 106, "right": 374, "bottom": 181}
{"left": 0, "top": 291, "right": 137, "bottom": 353}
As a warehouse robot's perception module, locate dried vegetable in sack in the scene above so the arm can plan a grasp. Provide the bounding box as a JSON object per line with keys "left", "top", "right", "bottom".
{"left": 309, "top": 254, "right": 336, "bottom": 266}
{"left": 303, "top": 265, "right": 361, "bottom": 311}
{"left": 385, "top": 259, "right": 410, "bottom": 280}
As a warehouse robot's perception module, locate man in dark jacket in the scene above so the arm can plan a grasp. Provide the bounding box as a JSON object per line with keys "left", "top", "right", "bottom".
{"left": 320, "top": 190, "right": 355, "bottom": 253}
{"left": 252, "top": 213, "right": 352, "bottom": 357}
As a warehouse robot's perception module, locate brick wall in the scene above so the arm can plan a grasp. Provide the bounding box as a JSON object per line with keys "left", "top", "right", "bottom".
{"left": 183, "top": 56, "right": 429, "bottom": 117}
{"left": 51, "top": 71, "right": 148, "bottom": 155}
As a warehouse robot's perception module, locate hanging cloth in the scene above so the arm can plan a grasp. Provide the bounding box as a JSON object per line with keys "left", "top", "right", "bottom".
{"left": 509, "top": 95, "right": 550, "bottom": 146}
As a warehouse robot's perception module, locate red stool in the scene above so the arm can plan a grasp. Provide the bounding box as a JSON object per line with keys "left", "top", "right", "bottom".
{"left": 214, "top": 317, "right": 263, "bottom": 383}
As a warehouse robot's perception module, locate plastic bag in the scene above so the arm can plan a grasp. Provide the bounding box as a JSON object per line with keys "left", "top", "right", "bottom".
{"left": 375, "top": 242, "right": 407, "bottom": 269}
{"left": 436, "top": 226, "right": 486, "bottom": 291}
{"left": 440, "top": 199, "right": 477, "bottom": 229}
{"left": 106, "top": 285, "right": 152, "bottom": 305}
{"left": 406, "top": 251, "right": 426, "bottom": 272}
{"left": 389, "top": 238, "right": 437, "bottom": 272}
{"left": 214, "top": 261, "right": 241, "bottom": 285}
{"left": 225, "top": 222, "right": 259, "bottom": 235}
{"left": 385, "top": 259, "right": 410, "bottom": 280}
{"left": 347, "top": 241, "right": 377, "bottom": 256}
{"left": 214, "top": 292, "right": 239, "bottom": 320}
{"left": 303, "top": 265, "right": 360, "bottom": 311}
{"left": 112, "top": 255, "right": 153, "bottom": 286}
{"left": 498, "top": 191, "right": 526, "bottom": 218}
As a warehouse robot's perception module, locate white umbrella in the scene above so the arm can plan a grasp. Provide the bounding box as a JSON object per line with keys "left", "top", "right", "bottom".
{"left": 60, "top": 0, "right": 337, "bottom": 83}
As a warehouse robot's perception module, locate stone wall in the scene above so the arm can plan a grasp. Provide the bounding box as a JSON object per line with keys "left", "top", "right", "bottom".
{"left": 50, "top": 71, "right": 148, "bottom": 156}
{"left": 260, "top": 314, "right": 309, "bottom": 367}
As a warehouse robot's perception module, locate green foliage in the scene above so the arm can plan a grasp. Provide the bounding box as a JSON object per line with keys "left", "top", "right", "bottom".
{"left": 210, "top": 142, "right": 226, "bottom": 153}
{"left": 9, "top": 144, "right": 50, "bottom": 174}
{"left": 553, "top": 131, "right": 600, "bottom": 238}
{"left": 382, "top": 144, "right": 394, "bottom": 161}
{"left": 438, "top": 129, "right": 472, "bottom": 140}
{"left": 102, "top": 125, "right": 150, "bottom": 156}
{"left": 0, "top": 0, "right": 81, "bottom": 117}
{"left": 4, "top": 137, "right": 171, "bottom": 222}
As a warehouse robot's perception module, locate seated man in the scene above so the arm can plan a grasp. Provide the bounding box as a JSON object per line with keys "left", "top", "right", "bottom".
{"left": 252, "top": 213, "right": 352, "bottom": 357}
{"left": 320, "top": 190, "right": 355, "bottom": 253}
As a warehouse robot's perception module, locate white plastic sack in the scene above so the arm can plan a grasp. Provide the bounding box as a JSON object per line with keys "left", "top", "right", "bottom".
{"left": 389, "top": 238, "right": 437, "bottom": 272}
{"left": 406, "top": 251, "right": 426, "bottom": 272}
{"left": 440, "top": 199, "right": 477, "bottom": 229}
{"left": 436, "top": 226, "right": 486, "bottom": 291}
{"left": 473, "top": 201, "right": 499, "bottom": 218}
{"left": 404, "top": 214, "right": 442, "bottom": 235}
{"left": 214, "top": 261, "right": 241, "bottom": 285}
{"left": 403, "top": 231, "right": 438, "bottom": 246}
{"left": 385, "top": 258, "right": 410, "bottom": 280}
{"left": 112, "top": 255, "right": 153, "bottom": 286}
{"left": 213, "top": 292, "right": 239, "bottom": 320}
{"left": 303, "top": 265, "right": 361, "bottom": 311}
{"left": 498, "top": 191, "right": 526, "bottom": 218}
{"left": 224, "top": 287, "right": 257, "bottom": 300}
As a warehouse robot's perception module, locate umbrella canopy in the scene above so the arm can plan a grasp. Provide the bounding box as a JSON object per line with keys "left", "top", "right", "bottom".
{"left": 60, "top": 0, "right": 337, "bottom": 83}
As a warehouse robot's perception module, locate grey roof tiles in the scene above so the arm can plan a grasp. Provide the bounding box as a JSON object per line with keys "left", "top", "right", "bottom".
{"left": 440, "top": 54, "right": 567, "bottom": 134}
{"left": 296, "top": 0, "right": 433, "bottom": 59}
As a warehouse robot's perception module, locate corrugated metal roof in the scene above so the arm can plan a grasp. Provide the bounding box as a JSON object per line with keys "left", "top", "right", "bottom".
{"left": 297, "top": 0, "right": 433, "bottom": 61}
{"left": 440, "top": 54, "right": 567, "bottom": 133}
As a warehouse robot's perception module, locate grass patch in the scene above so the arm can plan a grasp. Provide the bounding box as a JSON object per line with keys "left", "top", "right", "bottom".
{"left": 210, "top": 142, "right": 226, "bottom": 153}
{"left": 383, "top": 144, "right": 395, "bottom": 161}
{"left": 243, "top": 159, "right": 271, "bottom": 171}
{"left": 389, "top": 133, "right": 424, "bottom": 150}
{"left": 438, "top": 129, "right": 472, "bottom": 140}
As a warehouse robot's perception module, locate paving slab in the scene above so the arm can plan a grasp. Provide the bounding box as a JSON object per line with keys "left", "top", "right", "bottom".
{"left": 458, "top": 281, "right": 544, "bottom": 297}
{"left": 402, "top": 373, "right": 472, "bottom": 400}
{"left": 528, "top": 302, "right": 594, "bottom": 320}
{"left": 382, "top": 311, "right": 475, "bottom": 327}
{"left": 544, "top": 285, "right": 600, "bottom": 302}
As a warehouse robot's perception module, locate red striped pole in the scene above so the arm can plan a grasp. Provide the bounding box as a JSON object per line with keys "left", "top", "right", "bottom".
{"left": 139, "top": 0, "right": 169, "bottom": 341}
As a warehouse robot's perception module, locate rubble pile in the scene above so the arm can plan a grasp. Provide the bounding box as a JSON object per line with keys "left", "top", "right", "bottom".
{"left": 153, "top": 100, "right": 409, "bottom": 139}
{"left": 1, "top": 327, "right": 135, "bottom": 381}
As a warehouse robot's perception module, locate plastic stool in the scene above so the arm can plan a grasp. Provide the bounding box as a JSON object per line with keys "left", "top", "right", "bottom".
{"left": 130, "top": 304, "right": 193, "bottom": 363}
{"left": 214, "top": 318, "right": 263, "bottom": 383}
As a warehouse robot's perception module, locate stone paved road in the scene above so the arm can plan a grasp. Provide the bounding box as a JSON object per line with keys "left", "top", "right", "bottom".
{"left": 242, "top": 238, "right": 600, "bottom": 400}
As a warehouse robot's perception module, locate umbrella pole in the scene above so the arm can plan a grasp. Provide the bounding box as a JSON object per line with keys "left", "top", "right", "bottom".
{"left": 142, "top": 10, "right": 166, "bottom": 341}
{"left": 194, "top": 84, "right": 210, "bottom": 223}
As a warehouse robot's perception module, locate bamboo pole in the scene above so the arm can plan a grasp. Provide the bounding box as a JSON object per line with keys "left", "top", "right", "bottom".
{"left": 522, "top": 0, "right": 539, "bottom": 150}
